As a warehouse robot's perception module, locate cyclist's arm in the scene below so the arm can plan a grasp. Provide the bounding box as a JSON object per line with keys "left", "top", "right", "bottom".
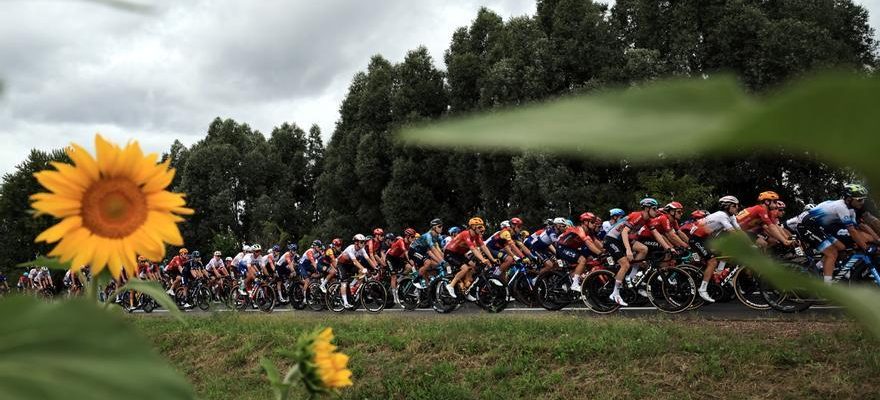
{"left": 763, "top": 223, "right": 791, "bottom": 244}
{"left": 621, "top": 226, "right": 633, "bottom": 254}
{"left": 847, "top": 225, "right": 869, "bottom": 249}
{"left": 478, "top": 244, "right": 497, "bottom": 264}
{"left": 584, "top": 237, "right": 603, "bottom": 255}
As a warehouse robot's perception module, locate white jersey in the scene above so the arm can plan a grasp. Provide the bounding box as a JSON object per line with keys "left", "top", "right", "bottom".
{"left": 232, "top": 251, "right": 245, "bottom": 267}
{"left": 692, "top": 211, "right": 740, "bottom": 238}
{"left": 205, "top": 257, "right": 224, "bottom": 271}
{"left": 807, "top": 199, "right": 856, "bottom": 228}
{"left": 785, "top": 211, "right": 809, "bottom": 232}
{"left": 341, "top": 244, "right": 368, "bottom": 262}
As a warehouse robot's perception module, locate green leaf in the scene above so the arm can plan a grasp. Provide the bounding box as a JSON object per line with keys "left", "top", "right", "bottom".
{"left": 117, "top": 279, "right": 184, "bottom": 321}
{"left": 0, "top": 296, "right": 194, "bottom": 399}
{"left": 713, "top": 235, "right": 880, "bottom": 339}
{"left": 399, "top": 76, "right": 752, "bottom": 158}
{"left": 261, "top": 357, "right": 281, "bottom": 384}
{"left": 17, "top": 256, "right": 71, "bottom": 271}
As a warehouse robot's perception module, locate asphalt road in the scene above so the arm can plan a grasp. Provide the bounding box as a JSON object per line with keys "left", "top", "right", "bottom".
{"left": 127, "top": 300, "right": 848, "bottom": 320}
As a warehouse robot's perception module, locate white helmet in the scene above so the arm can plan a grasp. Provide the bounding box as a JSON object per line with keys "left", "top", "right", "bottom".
{"left": 803, "top": 203, "right": 816, "bottom": 212}
{"left": 251, "top": 244, "right": 262, "bottom": 251}
{"left": 552, "top": 217, "right": 567, "bottom": 225}
{"left": 213, "top": 251, "right": 222, "bottom": 257}
{"left": 243, "top": 245, "right": 252, "bottom": 252}
{"left": 353, "top": 234, "right": 367, "bottom": 241}
{"left": 500, "top": 220, "right": 511, "bottom": 229}
{"left": 718, "top": 195, "right": 740, "bottom": 206}
{"left": 224, "top": 256, "right": 232, "bottom": 261}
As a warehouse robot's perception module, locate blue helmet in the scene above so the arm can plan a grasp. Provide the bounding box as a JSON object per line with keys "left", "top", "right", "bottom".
{"left": 311, "top": 240, "right": 323, "bottom": 248}
{"left": 609, "top": 208, "right": 625, "bottom": 217}
{"left": 272, "top": 245, "right": 281, "bottom": 252}
{"left": 287, "top": 243, "right": 298, "bottom": 251}
{"left": 448, "top": 226, "right": 461, "bottom": 236}
{"left": 639, "top": 198, "right": 660, "bottom": 208}
{"left": 191, "top": 251, "right": 201, "bottom": 258}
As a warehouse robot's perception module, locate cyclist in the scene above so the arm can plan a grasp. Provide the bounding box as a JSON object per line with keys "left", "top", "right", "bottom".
{"left": 680, "top": 210, "right": 709, "bottom": 238}
{"left": 366, "top": 228, "right": 387, "bottom": 270}
{"left": 35, "top": 267, "right": 53, "bottom": 292}
{"left": 635, "top": 202, "right": 687, "bottom": 260}
{"left": 164, "top": 248, "right": 188, "bottom": 299}
{"left": 336, "top": 234, "right": 377, "bottom": 308}
{"left": 525, "top": 217, "right": 567, "bottom": 272}
{"left": 736, "top": 191, "right": 794, "bottom": 249}
{"left": 800, "top": 184, "right": 875, "bottom": 284}
{"left": 278, "top": 244, "right": 298, "bottom": 283}
{"left": 660, "top": 202, "right": 691, "bottom": 248}
{"left": 442, "top": 226, "right": 459, "bottom": 248}
{"left": 298, "top": 241, "right": 324, "bottom": 298}
{"left": 385, "top": 230, "right": 416, "bottom": 306}
{"left": 238, "top": 245, "right": 258, "bottom": 296}
{"left": 486, "top": 219, "right": 530, "bottom": 283}
{"left": 601, "top": 208, "right": 626, "bottom": 239}
{"left": 603, "top": 198, "right": 662, "bottom": 306}
{"left": 443, "top": 217, "right": 498, "bottom": 299}
{"left": 411, "top": 219, "right": 446, "bottom": 289}
{"left": 786, "top": 203, "right": 815, "bottom": 234}
{"left": 319, "top": 239, "right": 343, "bottom": 293}
{"left": 0, "top": 272, "right": 9, "bottom": 294}
{"left": 205, "top": 251, "right": 229, "bottom": 280}
{"left": 262, "top": 245, "right": 284, "bottom": 303}
{"left": 17, "top": 272, "right": 30, "bottom": 292}
{"left": 690, "top": 196, "right": 742, "bottom": 302}
{"left": 556, "top": 212, "right": 604, "bottom": 292}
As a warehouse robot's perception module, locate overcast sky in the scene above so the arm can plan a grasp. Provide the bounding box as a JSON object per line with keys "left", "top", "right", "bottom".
{"left": 1, "top": 0, "right": 878, "bottom": 175}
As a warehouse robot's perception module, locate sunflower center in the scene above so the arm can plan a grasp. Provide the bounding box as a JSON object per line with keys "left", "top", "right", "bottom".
{"left": 81, "top": 177, "right": 148, "bottom": 238}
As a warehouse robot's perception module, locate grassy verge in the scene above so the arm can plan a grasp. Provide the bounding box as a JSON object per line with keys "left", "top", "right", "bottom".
{"left": 131, "top": 313, "right": 879, "bottom": 400}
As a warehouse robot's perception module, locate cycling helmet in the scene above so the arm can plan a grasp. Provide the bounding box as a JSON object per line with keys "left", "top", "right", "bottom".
{"left": 519, "top": 230, "right": 530, "bottom": 239}
{"left": 639, "top": 198, "right": 660, "bottom": 208}
{"left": 468, "top": 217, "right": 484, "bottom": 227}
{"left": 225, "top": 256, "right": 232, "bottom": 261}
{"left": 579, "top": 212, "right": 598, "bottom": 222}
{"left": 609, "top": 208, "right": 625, "bottom": 217}
{"left": 271, "top": 245, "right": 281, "bottom": 252}
{"left": 353, "top": 234, "right": 367, "bottom": 242}
{"left": 251, "top": 244, "right": 262, "bottom": 251}
{"left": 510, "top": 217, "right": 523, "bottom": 226}
{"left": 665, "top": 201, "right": 683, "bottom": 210}
{"left": 544, "top": 218, "right": 553, "bottom": 226}
{"left": 448, "top": 226, "right": 461, "bottom": 236}
{"left": 179, "top": 248, "right": 188, "bottom": 255}
{"left": 384, "top": 232, "right": 396, "bottom": 241}
{"left": 718, "top": 195, "right": 740, "bottom": 207}
{"left": 373, "top": 228, "right": 384, "bottom": 237}
{"left": 691, "top": 210, "right": 708, "bottom": 219}
{"left": 552, "top": 217, "right": 567, "bottom": 225}
{"left": 137, "top": 255, "right": 147, "bottom": 262}
{"left": 331, "top": 238, "right": 342, "bottom": 247}
{"left": 500, "top": 220, "right": 511, "bottom": 229}
{"left": 287, "top": 243, "right": 298, "bottom": 251}
{"left": 565, "top": 219, "right": 574, "bottom": 227}
{"left": 803, "top": 203, "right": 816, "bottom": 212}
{"left": 404, "top": 228, "right": 417, "bottom": 237}
{"left": 430, "top": 218, "right": 443, "bottom": 227}
{"left": 213, "top": 251, "right": 221, "bottom": 257}
{"left": 311, "top": 240, "right": 323, "bottom": 248}
{"left": 243, "top": 245, "right": 251, "bottom": 252}
{"left": 365, "top": 235, "right": 373, "bottom": 241}
{"left": 191, "top": 251, "right": 200, "bottom": 258}
{"left": 843, "top": 183, "right": 868, "bottom": 199}
{"left": 758, "top": 191, "right": 780, "bottom": 201}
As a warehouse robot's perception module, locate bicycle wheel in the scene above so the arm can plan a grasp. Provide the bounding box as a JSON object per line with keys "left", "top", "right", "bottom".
{"left": 306, "top": 281, "right": 325, "bottom": 311}
{"left": 255, "top": 286, "right": 276, "bottom": 313}
{"left": 510, "top": 273, "right": 539, "bottom": 307}
{"left": 477, "top": 277, "right": 509, "bottom": 313}
{"left": 195, "top": 286, "right": 211, "bottom": 311}
{"left": 759, "top": 263, "right": 814, "bottom": 313}
{"left": 325, "top": 282, "right": 345, "bottom": 313}
{"left": 535, "top": 270, "right": 570, "bottom": 311}
{"left": 229, "top": 287, "right": 248, "bottom": 311}
{"left": 288, "top": 281, "right": 306, "bottom": 310}
{"left": 582, "top": 269, "right": 619, "bottom": 314}
{"left": 397, "top": 278, "right": 421, "bottom": 311}
{"left": 431, "top": 279, "right": 458, "bottom": 314}
{"left": 360, "top": 281, "right": 387, "bottom": 313}
{"left": 142, "top": 296, "right": 156, "bottom": 313}
{"left": 732, "top": 266, "right": 771, "bottom": 310}
{"left": 647, "top": 268, "right": 695, "bottom": 313}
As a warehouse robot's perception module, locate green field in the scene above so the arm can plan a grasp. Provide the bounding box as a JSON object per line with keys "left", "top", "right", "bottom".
{"left": 131, "top": 313, "right": 879, "bottom": 400}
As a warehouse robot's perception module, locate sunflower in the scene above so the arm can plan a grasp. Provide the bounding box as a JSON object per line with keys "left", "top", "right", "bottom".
{"left": 31, "top": 134, "right": 193, "bottom": 278}
{"left": 296, "top": 327, "right": 353, "bottom": 393}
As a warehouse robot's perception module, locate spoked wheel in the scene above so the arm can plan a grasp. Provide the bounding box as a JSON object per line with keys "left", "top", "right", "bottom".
{"left": 476, "top": 277, "right": 509, "bottom": 313}
{"left": 535, "top": 270, "right": 571, "bottom": 311}
{"left": 361, "top": 281, "right": 387, "bottom": 313}
{"left": 325, "top": 282, "right": 345, "bottom": 312}
{"left": 732, "top": 266, "right": 771, "bottom": 310}
{"left": 431, "top": 279, "right": 458, "bottom": 314}
{"left": 646, "top": 267, "right": 695, "bottom": 313}
{"left": 288, "top": 281, "right": 307, "bottom": 310}
{"left": 229, "top": 287, "right": 248, "bottom": 311}
{"left": 582, "top": 269, "right": 619, "bottom": 314}
{"left": 510, "top": 273, "right": 540, "bottom": 307}
{"left": 254, "top": 286, "right": 276, "bottom": 313}
{"left": 306, "top": 281, "right": 325, "bottom": 311}
{"left": 397, "top": 278, "right": 421, "bottom": 311}
{"left": 141, "top": 295, "right": 156, "bottom": 313}
{"left": 195, "top": 286, "right": 212, "bottom": 311}
{"left": 759, "top": 263, "right": 814, "bottom": 313}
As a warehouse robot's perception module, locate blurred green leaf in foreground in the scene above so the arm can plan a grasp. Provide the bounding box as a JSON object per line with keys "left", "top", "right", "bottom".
{"left": 0, "top": 296, "right": 194, "bottom": 399}
{"left": 400, "top": 71, "right": 880, "bottom": 338}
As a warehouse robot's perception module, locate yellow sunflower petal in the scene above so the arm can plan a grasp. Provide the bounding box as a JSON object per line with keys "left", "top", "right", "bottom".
{"left": 34, "top": 170, "right": 85, "bottom": 197}
{"left": 120, "top": 238, "right": 138, "bottom": 275}
{"left": 117, "top": 140, "right": 143, "bottom": 179}
{"left": 95, "top": 134, "right": 121, "bottom": 177}
{"left": 91, "top": 237, "right": 112, "bottom": 274}
{"left": 133, "top": 153, "right": 160, "bottom": 184}
{"left": 31, "top": 197, "right": 82, "bottom": 218}
{"left": 71, "top": 233, "right": 98, "bottom": 273}
{"left": 48, "top": 227, "right": 90, "bottom": 262}
{"left": 146, "top": 191, "right": 188, "bottom": 211}
{"left": 67, "top": 143, "right": 100, "bottom": 182}
{"left": 142, "top": 163, "right": 175, "bottom": 193}
{"left": 51, "top": 162, "right": 93, "bottom": 190}
{"left": 35, "top": 216, "right": 83, "bottom": 243}
{"left": 146, "top": 211, "right": 184, "bottom": 246}
{"left": 130, "top": 229, "right": 164, "bottom": 261}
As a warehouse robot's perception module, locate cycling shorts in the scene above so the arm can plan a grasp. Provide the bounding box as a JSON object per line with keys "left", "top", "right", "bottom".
{"left": 689, "top": 236, "right": 715, "bottom": 260}
{"left": 408, "top": 248, "right": 428, "bottom": 267}
{"left": 603, "top": 237, "right": 627, "bottom": 261}
{"left": 386, "top": 255, "right": 407, "bottom": 274}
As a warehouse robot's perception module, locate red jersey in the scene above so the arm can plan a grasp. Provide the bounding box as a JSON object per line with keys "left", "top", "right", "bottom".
{"left": 736, "top": 205, "right": 774, "bottom": 233}
{"left": 606, "top": 211, "right": 653, "bottom": 240}
{"left": 639, "top": 212, "right": 674, "bottom": 239}
{"left": 366, "top": 238, "right": 382, "bottom": 256}
{"left": 386, "top": 237, "right": 407, "bottom": 258}
{"left": 445, "top": 230, "right": 485, "bottom": 255}
{"left": 164, "top": 255, "right": 186, "bottom": 273}
{"left": 557, "top": 226, "right": 592, "bottom": 249}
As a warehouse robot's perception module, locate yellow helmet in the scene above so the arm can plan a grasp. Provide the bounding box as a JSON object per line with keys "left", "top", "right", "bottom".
{"left": 468, "top": 217, "right": 484, "bottom": 228}
{"left": 519, "top": 230, "right": 530, "bottom": 239}
{"left": 178, "top": 248, "right": 189, "bottom": 255}
{"left": 137, "top": 255, "right": 147, "bottom": 262}
{"left": 758, "top": 191, "right": 780, "bottom": 201}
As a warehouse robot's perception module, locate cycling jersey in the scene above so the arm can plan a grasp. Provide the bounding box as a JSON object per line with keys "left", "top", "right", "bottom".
{"left": 164, "top": 255, "right": 186, "bottom": 273}
{"left": 386, "top": 237, "right": 407, "bottom": 258}
{"left": 337, "top": 245, "right": 368, "bottom": 265}
{"left": 557, "top": 226, "right": 592, "bottom": 249}
{"left": 534, "top": 227, "right": 560, "bottom": 248}
{"left": 278, "top": 251, "right": 296, "bottom": 267}
{"left": 260, "top": 253, "right": 275, "bottom": 269}
{"left": 298, "top": 248, "right": 322, "bottom": 265}
{"left": 680, "top": 219, "right": 699, "bottom": 235}
{"left": 786, "top": 211, "right": 809, "bottom": 232}
{"left": 638, "top": 212, "right": 675, "bottom": 239}
{"left": 690, "top": 211, "right": 740, "bottom": 238}
{"left": 486, "top": 228, "right": 514, "bottom": 251}
{"left": 411, "top": 231, "right": 442, "bottom": 253}
{"left": 605, "top": 212, "right": 653, "bottom": 240}
{"left": 807, "top": 199, "right": 856, "bottom": 228}
{"left": 205, "top": 257, "right": 224, "bottom": 272}
{"left": 444, "top": 230, "right": 485, "bottom": 255}
{"left": 736, "top": 205, "right": 775, "bottom": 233}
{"left": 366, "top": 238, "right": 382, "bottom": 257}
{"left": 321, "top": 248, "right": 339, "bottom": 265}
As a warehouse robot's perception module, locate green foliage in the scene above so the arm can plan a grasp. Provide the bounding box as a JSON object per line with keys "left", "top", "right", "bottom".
{"left": 115, "top": 279, "right": 183, "bottom": 321}
{"left": 210, "top": 228, "right": 239, "bottom": 259}
{"left": 0, "top": 296, "right": 194, "bottom": 399}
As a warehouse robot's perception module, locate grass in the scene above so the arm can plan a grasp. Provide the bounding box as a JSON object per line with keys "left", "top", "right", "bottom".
{"left": 130, "top": 313, "right": 880, "bottom": 400}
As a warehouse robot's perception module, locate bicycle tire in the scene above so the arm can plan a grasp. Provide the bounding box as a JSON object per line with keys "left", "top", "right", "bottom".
{"left": 196, "top": 287, "right": 211, "bottom": 311}
{"left": 732, "top": 266, "right": 771, "bottom": 310}
{"left": 255, "top": 286, "right": 275, "bottom": 313}
{"left": 325, "top": 282, "right": 345, "bottom": 313}
{"left": 535, "top": 270, "right": 570, "bottom": 311}
{"left": 306, "top": 281, "right": 325, "bottom": 311}
{"left": 361, "top": 281, "right": 387, "bottom": 313}
{"left": 647, "top": 267, "right": 695, "bottom": 314}
{"left": 397, "top": 278, "right": 421, "bottom": 311}
{"left": 582, "top": 269, "right": 619, "bottom": 314}
{"left": 288, "top": 282, "right": 306, "bottom": 310}
{"left": 431, "top": 279, "right": 458, "bottom": 314}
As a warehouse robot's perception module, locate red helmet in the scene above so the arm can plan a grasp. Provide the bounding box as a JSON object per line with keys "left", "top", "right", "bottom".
{"left": 510, "top": 217, "right": 523, "bottom": 226}
{"left": 691, "top": 210, "right": 708, "bottom": 219}
{"left": 331, "top": 238, "right": 342, "bottom": 247}
{"left": 372, "top": 228, "right": 384, "bottom": 237}
{"left": 579, "top": 212, "right": 598, "bottom": 222}
{"left": 404, "top": 228, "right": 417, "bottom": 237}
{"left": 665, "top": 201, "right": 683, "bottom": 210}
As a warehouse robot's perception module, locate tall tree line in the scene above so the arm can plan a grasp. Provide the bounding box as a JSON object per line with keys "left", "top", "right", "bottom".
{"left": 0, "top": 0, "right": 876, "bottom": 274}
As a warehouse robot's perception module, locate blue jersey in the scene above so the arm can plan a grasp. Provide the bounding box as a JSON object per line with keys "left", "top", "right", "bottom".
{"left": 808, "top": 199, "right": 856, "bottom": 229}
{"left": 411, "top": 231, "right": 442, "bottom": 253}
